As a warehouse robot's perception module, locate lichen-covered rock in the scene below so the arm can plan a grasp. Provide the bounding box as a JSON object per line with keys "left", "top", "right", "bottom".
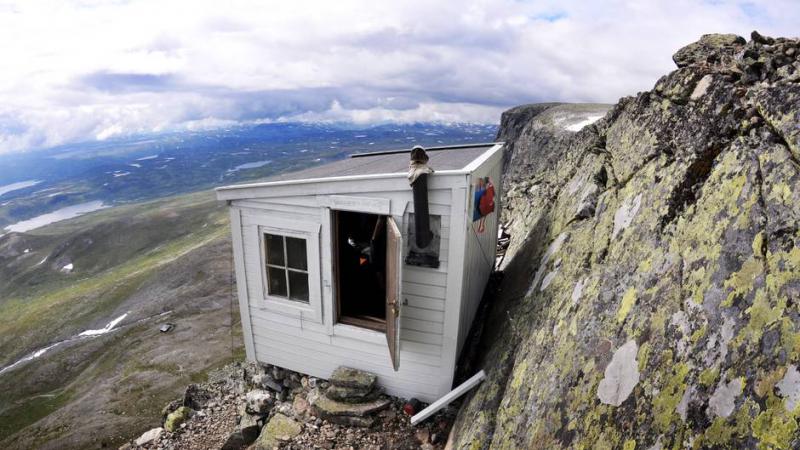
{"left": 329, "top": 366, "right": 377, "bottom": 390}
{"left": 325, "top": 384, "right": 380, "bottom": 403}
{"left": 164, "top": 406, "right": 193, "bottom": 432}
{"left": 245, "top": 389, "right": 274, "bottom": 415}
{"left": 253, "top": 413, "right": 302, "bottom": 450}
{"left": 239, "top": 411, "right": 262, "bottom": 444}
{"left": 450, "top": 31, "right": 800, "bottom": 449}
{"left": 307, "top": 388, "right": 390, "bottom": 418}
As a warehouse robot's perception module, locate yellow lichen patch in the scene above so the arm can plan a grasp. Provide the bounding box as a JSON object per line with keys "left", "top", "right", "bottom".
{"left": 638, "top": 341, "right": 651, "bottom": 372}
{"left": 752, "top": 395, "right": 798, "bottom": 449}
{"left": 767, "top": 246, "right": 800, "bottom": 298}
{"left": 618, "top": 288, "right": 637, "bottom": 324}
{"left": 691, "top": 325, "right": 707, "bottom": 343}
{"left": 652, "top": 363, "right": 690, "bottom": 431}
{"left": 509, "top": 359, "right": 529, "bottom": 391}
{"left": 699, "top": 367, "right": 720, "bottom": 387}
{"left": 638, "top": 257, "right": 653, "bottom": 273}
{"left": 752, "top": 231, "right": 765, "bottom": 258}
{"left": 739, "top": 291, "right": 786, "bottom": 344}
{"left": 755, "top": 366, "right": 788, "bottom": 398}
{"left": 623, "top": 439, "right": 636, "bottom": 450}
{"left": 650, "top": 307, "right": 669, "bottom": 336}
{"left": 700, "top": 399, "right": 758, "bottom": 447}
{"left": 722, "top": 257, "right": 763, "bottom": 307}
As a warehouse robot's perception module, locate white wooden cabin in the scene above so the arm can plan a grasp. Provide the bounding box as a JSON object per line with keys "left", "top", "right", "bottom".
{"left": 216, "top": 143, "right": 503, "bottom": 402}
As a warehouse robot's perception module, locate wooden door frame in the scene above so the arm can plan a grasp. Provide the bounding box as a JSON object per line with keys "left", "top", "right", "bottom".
{"left": 331, "top": 209, "right": 388, "bottom": 332}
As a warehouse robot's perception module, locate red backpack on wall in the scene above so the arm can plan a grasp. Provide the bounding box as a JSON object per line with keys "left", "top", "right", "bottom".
{"left": 479, "top": 180, "right": 495, "bottom": 216}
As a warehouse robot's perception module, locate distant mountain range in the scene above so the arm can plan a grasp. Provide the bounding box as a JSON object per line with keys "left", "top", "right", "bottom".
{"left": 0, "top": 122, "right": 497, "bottom": 230}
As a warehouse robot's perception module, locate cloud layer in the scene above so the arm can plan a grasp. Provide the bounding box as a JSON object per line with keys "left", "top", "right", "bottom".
{"left": 0, "top": 0, "right": 798, "bottom": 153}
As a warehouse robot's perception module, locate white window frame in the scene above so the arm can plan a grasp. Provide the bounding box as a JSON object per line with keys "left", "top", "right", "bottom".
{"left": 256, "top": 218, "right": 322, "bottom": 323}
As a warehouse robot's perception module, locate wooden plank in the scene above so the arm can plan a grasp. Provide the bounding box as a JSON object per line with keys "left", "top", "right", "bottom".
{"left": 402, "top": 306, "right": 445, "bottom": 323}
{"left": 251, "top": 332, "right": 442, "bottom": 386}
{"left": 402, "top": 329, "right": 444, "bottom": 346}
{"left": 235, "top": 200, "right": 318, "bottom": 215}
{"left": 403, "top": 281, "right": 446, "bottom": 299}
{"left": 230, "top": 208, "right": 257, "bottom": 362}
{"left": 399, "top": 339, "right": 441, "bottom": 356}
{"left": 386, "top": 216, "right": 402, "bottom": 371}
{"left": 250, "top": 314, "right": 443, "bottom": 367}
{"left": 410, "top": 370, "right": 487, "bottom": 425}
{"left": 320, "top": 207, "right": 335, "bottom": 335}
{"left": 217, "top": 172, "right": 466, "bottom": 201}
{"left": 405, "top": 295, "right": 445, "bottom": 312}
{"left": 242, "top": 195, "right": 320, "bottom": 207}
{"left": 348, "top": 189, "right": 452, "bottom": 206}
{"left": 321, "top": 195, "right": 391, "bottom": 214}
{"left": 401, "top": 317, "right": 444, "bottom": 335}
{"left": 439, "top": 183, "right": 469, "bottom": 396}
{"left": 403, "top": 267, "right": 448, "bottom": 287}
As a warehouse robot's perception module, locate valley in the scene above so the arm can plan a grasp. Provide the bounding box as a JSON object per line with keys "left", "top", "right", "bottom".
{"left": 0, "top": 122, "right": 496, "bottom": 449}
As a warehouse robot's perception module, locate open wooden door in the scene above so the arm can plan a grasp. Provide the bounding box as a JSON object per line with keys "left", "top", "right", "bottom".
{"left": 385, "top": 216, "right": 402, "bottom": 371}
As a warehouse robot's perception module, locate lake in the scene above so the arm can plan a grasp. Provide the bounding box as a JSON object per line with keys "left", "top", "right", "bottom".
{"left": 4, "top": 200, "right": 108, "bottom": 233}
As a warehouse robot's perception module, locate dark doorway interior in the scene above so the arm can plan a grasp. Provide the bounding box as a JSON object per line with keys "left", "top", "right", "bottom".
{"left": 334, "top": 210, "right": 387, "bottom": 331}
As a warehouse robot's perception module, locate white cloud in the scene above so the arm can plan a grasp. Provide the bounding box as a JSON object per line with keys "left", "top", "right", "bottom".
{"left": 0, "top": 0, "right": 798, "bottom": 153}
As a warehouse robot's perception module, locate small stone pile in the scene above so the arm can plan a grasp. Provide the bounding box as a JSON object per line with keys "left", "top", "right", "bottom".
{"left": 307, "top": 366, "right": 391, "bottom": 427}
{"left": 123, "top": 361, "right": 454, "bottom": 450}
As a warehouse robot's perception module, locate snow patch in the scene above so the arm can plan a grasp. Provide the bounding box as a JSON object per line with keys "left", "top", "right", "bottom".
{"left": 565, "top": 115, "right": 603, "bottom": 132}
{"left": 0, "top": 341, "right": 63, "bottom": 376}
{"left": 61, "top": 263, "right": 73, "bottom": 273}
{"left": 228, "top": 160, "right": 271, "bottom": 173}
{"left": 0, "top": 180, "right": 41, "bottom": 198}
{"left": 79, "top": 313, "right": 129, "bottom": 337}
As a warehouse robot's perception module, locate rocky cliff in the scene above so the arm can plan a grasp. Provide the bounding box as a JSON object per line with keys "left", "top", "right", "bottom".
{"left": 450, "top": 32, "right": 800, "bottom": 449}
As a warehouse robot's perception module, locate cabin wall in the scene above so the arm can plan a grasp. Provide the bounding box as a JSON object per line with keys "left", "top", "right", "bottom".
{"left": 229, "top": 178, "right": 459, "bottom": 401}
{"left": 456, "top": 152, "right": 503, "bottom": 356}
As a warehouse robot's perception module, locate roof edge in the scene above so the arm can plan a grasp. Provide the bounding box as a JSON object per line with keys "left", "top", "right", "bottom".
{"left": 349, "top": 142, "right": 503, "bottom": 159}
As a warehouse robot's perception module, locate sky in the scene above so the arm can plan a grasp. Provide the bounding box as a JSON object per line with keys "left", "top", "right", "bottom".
{"left": 0, "top": 0, "right": 798, "bottom": 154}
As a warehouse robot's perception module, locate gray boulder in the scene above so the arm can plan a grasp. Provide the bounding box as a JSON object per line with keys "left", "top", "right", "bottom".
{"left": 245, "top": 389, "right": 274, "bottom": 415}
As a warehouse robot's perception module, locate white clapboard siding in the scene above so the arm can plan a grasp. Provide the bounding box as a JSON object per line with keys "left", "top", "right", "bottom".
{"left": 252, "top": 335, "right": 441, "bottom": 399}
{"left": 456, "top": 153, "right": 503, "bottom": 356}
{"left": 248, "top": 307, "right": 442, "bottom": 366}
{"left": 405, "top": 295, "right": 445, "bottom": 311}
{"left": 221, "top": 144, "right": 505, "bottom": 402}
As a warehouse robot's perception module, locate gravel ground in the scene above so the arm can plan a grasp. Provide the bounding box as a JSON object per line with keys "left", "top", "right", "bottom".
{"left": 125, "top": 362, "right": 457, "bottom": 450}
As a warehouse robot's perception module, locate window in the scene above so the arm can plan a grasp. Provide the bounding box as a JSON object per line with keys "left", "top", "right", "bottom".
{"left": 264, "top": 233, "right": 309, "bottom": 302}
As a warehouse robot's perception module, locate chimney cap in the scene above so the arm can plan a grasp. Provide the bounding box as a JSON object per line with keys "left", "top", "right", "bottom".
{"left": 410, "top": 145, "right": 429, "bottom": 163}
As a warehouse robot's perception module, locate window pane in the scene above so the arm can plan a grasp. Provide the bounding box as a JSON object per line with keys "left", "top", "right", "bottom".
{"left": 288, "top": 271, "right": 309, "bottom": 302}
{"left": 286, "top": 237, "right": 307, "bottom": 270}
{"left": 267, "top": 267, "right": 287, "bottom": 297}
{"left": 265, "top": 234, "right": 285, "bottom": 266}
